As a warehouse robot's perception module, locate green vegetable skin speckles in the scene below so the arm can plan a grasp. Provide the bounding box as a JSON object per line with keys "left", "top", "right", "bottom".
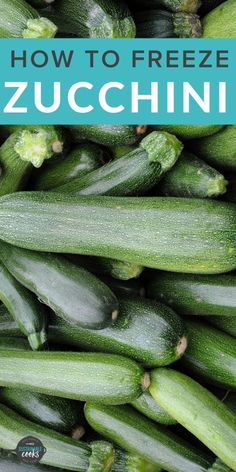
{"left": 0, "top": 193, "right": 235, "bottom": 274}
{"left": 203, "top": 0, "right": 236, "bottom": 38}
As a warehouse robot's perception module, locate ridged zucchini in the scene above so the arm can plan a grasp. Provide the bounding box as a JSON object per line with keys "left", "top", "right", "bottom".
{"left": 0, "top": 0, "right": 57, "bottom": 37}
{"left": 159, "top": 152, "right": 227, "bottom": 198}
{"left": 48, "top": 297, "right": 187, "bottom": 367}
{"left": 207, "top": 316, "right": 236, "bottom": 338}
{"left": 0, "top": 403, "right": 90, "bottom": 470}
{"left": 190, "top": 126, "right": 236, "bottom": 171}
{"left": 181, "top": 320, "right": 236, "bottom": 389}
{"left": 203, "top": 0, "right": 236, "bottom": 38}
{"left": 45, "top": 0, "right": 136, "bottom": 38}
{"left": 0, "top": 242, "right": 118, "bottom": 330}
{"left": 134, "top": 9, "right": 202, "bottom": 38}
{"left": 153, "top": 125, "right": 223, "bottom": 140}
{"left": 0, "top": 351, "right": 147, "bottom": 404}
{"left": 0, "top": 336, "right": 31, "bottom": 351}
{"left": 128, "top": 0, "right": 201, "bottom": 13}
{"left": 0, "top": 261, "right": 46, "bottom": 350}
{"left": 55, "top": 132, "right": 183, "bottom": 197}
{"left": 0, "top": 449, "right": 63, "bottom": 472}
{"left": 0, "top": 193, "right": 235, "bottom": 274}
{"left": 0, "top": 387, "right": 84, "bottom": 434}
{"left": 131, "top": 390, "right": 177, "bottom": 425}
{"left": 84, "top": 403, "right": 212, "bottom": 472}
{"left": 66, "top": 125, "right": 144, "bottom": 146}
{"left": 67, "top": 255, "right": 144, "bottom": 281}
{"left": 150, "top": 368, "right": 236, "bottom": 470}
{"left": 147, "top": 271, "right": 236, "bottom": 317}
{"left": 34, "top": 143, "right": 108, "bottom": 190}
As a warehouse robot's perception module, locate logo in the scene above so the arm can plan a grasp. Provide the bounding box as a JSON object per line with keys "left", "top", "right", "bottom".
{"left": 14, "top": 436, "right": 47, "bottom": 464}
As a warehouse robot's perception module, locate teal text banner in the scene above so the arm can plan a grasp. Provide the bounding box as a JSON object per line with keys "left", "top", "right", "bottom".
{"left": 0, "top": 38, "right": 235, "bottom": 124}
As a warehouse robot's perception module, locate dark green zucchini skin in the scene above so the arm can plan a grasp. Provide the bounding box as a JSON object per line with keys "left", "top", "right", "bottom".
{"left": 0, "top": 337, "right": 31, "bottom": 351}
{"left": 0, "top": 388, "right": 83, "bottom": 434}
{"left": 147, "top": 271, "right": 236, "bottom": 317}
{"left": 66, "top": 125, "right": 141, "bottom": 146}
{"left": 84, "top": 403, "right": 212, "bottom": 472}
{"left": 150, "top": 368, "right": 236, "bottom": 470}
{"left": 128, "top": 0, "right": 201, "bottom": 13}
{"left": 0, "top": 449, "right": 64, "bottom": 472}
{"left": 45, "top": 0, "right": 136, "bottom": 38}
{"left": 48, "top": 297, "right": 187, "bottom": 367}
{"left": 181, "top": 320, "right": 236, "bottom": 389}
{"left": 0, "top": 242, "right": 118, "bottom": 330}
{"left": 0, "top": 403, "right": 90, "bottom": 470}
{"left": 190, "top": 126, "right": 236, "bottom": 171}
{"left": 134, "top": 9, "right": 202, "bottom": 38}
{"left": 0, "top": 261, "right": 47, "bottom": 350}
{"left": 207, "top": 316, "right": 236, "bottom": 338}
{"left": 131, "top": 390, "right": 177, "bottom": 425}
{"left": 153, "top": 125, "right": 223, "bottom": 140}
{"left": 0, "top": 351, "right": 146, "bottom": 404}
{"left": 54, "top": 131, "right": 183, "bottom": 197}
{"left": 34, "top": 143, "right": 108, "bottom": 190}
{"left": 0, "top": 193, "right": 235, "bottom": 275}
{"left": 159, "top": 152, "right": 227, "bottom": 198}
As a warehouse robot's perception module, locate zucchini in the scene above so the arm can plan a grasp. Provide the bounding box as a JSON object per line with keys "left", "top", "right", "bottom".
{"left": 112, "top": 448, "right": 162, "bottom": 472}
{"left": 0, "top": 387, "right": 83, "bottom": 434}
{"left": 34, "top": 143, "right": 108, "bottom": 190}
{"left": 54, "top": 132, "right": 183, "bottom": 197}
{"left": 67, "top": 255, "right": 144, "bottom": 281}
{"left": 131, "top": 390, "right": 177, "bottom": 425}
{"left": 0, "top": 337, "right": 31, "bottom": 351}
{"left": 207, "top": 316, "right": 236, "bottom": 338}
{"left": 181, "top": 320, "right": 236, "bottom": 389}
{"left": 0, "top": 242, "right": 118, "bottom": 330}
{"left": 66, "top": 125, "right": 144, "bottom": 147}
{"left": 147, "top": 271, "right": 236, "bottom": 317}
{"left": 0, "top": 307, "right": 20, "bottom": 337}
{"left": 159, "top": 152, "right": 227, "bottom": 198}
{"left": 150, "top": 368, "right": 236, "bottom": 470}
{"left": 0, "top": 193, "right": 235, "bottom": 274}
{"left": 203, "top": 0, "right": 236, "bottom": 38}
{"left": 0, "top": 0, "right": 57, "bottom": 37}
{"left": 0, "top": 351, "right": 147, "bottom": 404}
{"left": 189, "top": 126, "right": 236, "bottom": 171}
{"left": 48, "top": 296, "right": 187, "bottom": 367}
{"left": 0, "top": 261, "right": 47, "bottom": 351}
{"left": 84, "top": 403, "right": 212, "bottom": 472}
{"left": 153, "top": 125, "right": 223, "bottom": 140}
{"left": 134, "top": 9, "right": 202, "bottom": 38}
{"left": 128, "top": 0, "right": 201, "bottom": 13}
{"left": 0, "top": 449, "right": 64, "bottom": 472}
{"left": 0, "top": 403, "right": 90, "bottom": 470}
{"left": 45, "top": 0, "right": 135, "bottom": 38}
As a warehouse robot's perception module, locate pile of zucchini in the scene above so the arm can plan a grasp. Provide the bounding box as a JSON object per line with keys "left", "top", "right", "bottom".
{"left": 0, "top": 0, "right": 236, "bottom": 472}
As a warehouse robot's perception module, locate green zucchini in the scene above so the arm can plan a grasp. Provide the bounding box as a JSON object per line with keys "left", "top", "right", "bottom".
{"left": 0, "top": 193, "right": 235, "bottom": 274}
{"left": 112, "top": 448, "right": 162, "bottom": 472}
{"left": 0, "top": 387, "right": 83, "bottom": 434}
{"left": 207, "top": 316, "right": 236, "bottom": 338}
{"left": 134, "top": 10, "right": 202, "bottom": 38}
{"left": 159, "top": 151, "right": 227, "bottom": 198}
{"left": 84, "top": 403, "right": 212, "bottom": 472}
{"left": 0, "top": 261, "right": 46, "bottom": 350}
{"left": 150, "top": 368, "right": 236, "bottom": 470}
{"left": 207, "top": 459, "right": 233, "bottom": 472}
{"left": 0, "top": 449, "right": 64, "bottom": 472}
{"left": 45, "top": 0, "right": 135, "bottom": 38}
{"left": 0, "top": 242, "right": 118, "bottom": 330}
{"left": 128, "top": 0, "right": 201, "bottom": 13}
{"left": 189, "top": 126, "right": 236, "bottom": 171}
{"left": 66, "top": 125, "right": 144, "bottom": 147}
{"left": 0, "top": 351, "right": 147, "bottom": 404}
{"left": 34, "top": 143, "right": 108, "bottom": 190}
{"left": 153, "top": 125, "right": 223, "bottom": 140}
{"left": 48, "top": 296, "right": 187, "bottom": 367}
{"left": 67, "top": 255, "right": 144, "bottom": 281}
{"left": 0, "top": 307, "right": 20, "bottom": 337}
{"left": 203, "top": 0, "right": 236, "bottom": 38}
{"left": 0, "top": 0, "right": 57, "bottom": 37}
{"left": 131, "top": 390, "right": 177, "bottom": 425}
{"left": 181, "top": 320, "right": 236, "bottom": 389}
{"left": 0, "top": 403, "right": 90, "bottom": 470}
{"left": 0, "top": 337, "right": 31, "bottom": 351}
{"left": 147, "top": 271, "right": 236, "bottom": 317}
{"left": 54, "top": 132, "right": 183, "bottom": 197}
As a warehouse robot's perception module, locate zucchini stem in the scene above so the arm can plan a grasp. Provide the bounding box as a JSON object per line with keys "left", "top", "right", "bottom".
{"left": 176, "top": 335, "right": 188, "bottom": 357}
{"left": 23, "top": 17, "right": 57, "bottom": 38}
{"left": 14, "top": 128, "right": 63, "bottom": 168}
{"left": 142, "top": 372, "right": 151, "bottom": 391}
{"left": 72, "top": 425, "right": 86, "bottom": 440}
